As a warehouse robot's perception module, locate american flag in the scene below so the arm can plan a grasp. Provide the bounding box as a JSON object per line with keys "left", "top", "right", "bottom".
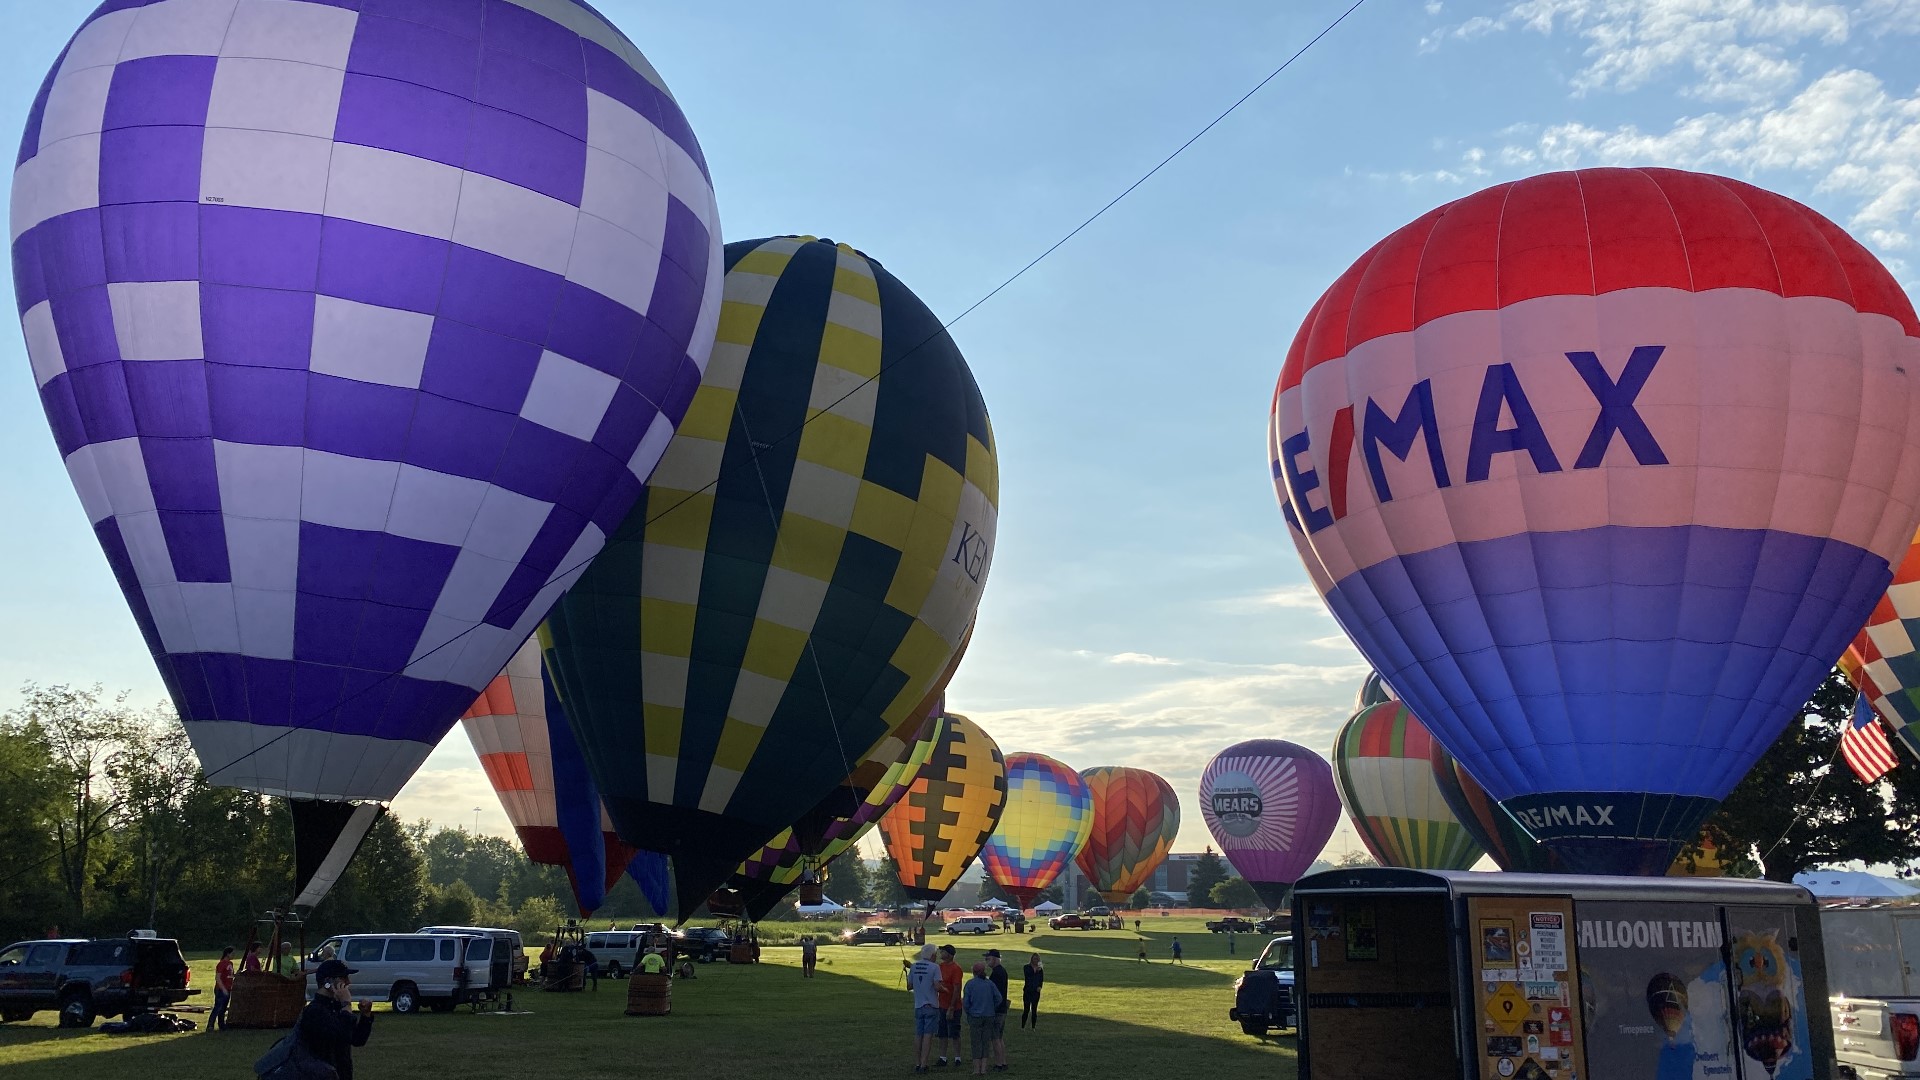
{"left": 1842, "top": 693, "right": 1901, "bottom": 785}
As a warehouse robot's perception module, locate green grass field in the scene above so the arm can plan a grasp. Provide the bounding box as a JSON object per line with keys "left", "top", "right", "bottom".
{"left": 0, "top": 918, "right": 1297, "bottom": 1079}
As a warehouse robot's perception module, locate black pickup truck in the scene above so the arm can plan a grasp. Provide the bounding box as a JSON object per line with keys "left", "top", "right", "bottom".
{"left": 0, "top": 935, "right": 195, "bottom": 1027}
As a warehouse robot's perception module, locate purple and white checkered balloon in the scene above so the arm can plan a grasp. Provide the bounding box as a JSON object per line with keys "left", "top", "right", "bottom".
{"left": 12, "top": 0, "right": 722, "bottom": 802}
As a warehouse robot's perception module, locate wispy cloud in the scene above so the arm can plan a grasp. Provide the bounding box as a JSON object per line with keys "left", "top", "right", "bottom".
{"left": 1107, "top": 651, "right": 1179, "bottom": 666}
{"left": 1213, "top": 584, "right": 1331, "bottom": 615}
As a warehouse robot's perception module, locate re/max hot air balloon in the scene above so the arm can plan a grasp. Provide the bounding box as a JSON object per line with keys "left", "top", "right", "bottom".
{"left": 460, "top": 637, "right": 666, "bottom": 916}
{"left": 1272, "top": 168, "right": 1920, "bottom": 874}
{"left": 1199, "top": 740, "right": 1339, "bottom": 909}
{"left": 1333, "top": 701, "right": 1483, "bottom": 870}
{"left": 13, "top": 0, "right": 722, "bottom": 905}
{"left": 542, "top": 236, "right": 998, "bottom": 914}
{"left": 1074, "top": 767, "right": 1180, "bottom": 905}
{"left": 1842, "top": 535, "right": 1920, "bottom": 764}
{"left": 727, "top": 701, "right": 944, "bottom": 921}
{"left": 879, "top": 711, "right": 1006, "bottom": 901}
{"left": 983, "top": 753, "right": 1094, "bottom": 908}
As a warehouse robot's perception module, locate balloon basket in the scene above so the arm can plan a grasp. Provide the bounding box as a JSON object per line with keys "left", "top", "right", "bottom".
{"left": 226, "top": 972, "right": 305, "bottom": 1028}
{"left": 624, "top": 972, "right": 671, "bottom": 1016}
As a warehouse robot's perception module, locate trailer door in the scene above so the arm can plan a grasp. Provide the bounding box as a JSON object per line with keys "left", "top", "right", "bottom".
{"left": 1898, "top": 914, "right": 1920, "bottom": 997}
{"left": 1724, "top": 905, "right": 1817, "bottom": 1080}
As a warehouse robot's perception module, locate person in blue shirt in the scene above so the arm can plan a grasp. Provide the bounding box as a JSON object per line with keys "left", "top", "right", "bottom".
{"left": 962, "top": 962, "right": 1003, "bottom": 1076}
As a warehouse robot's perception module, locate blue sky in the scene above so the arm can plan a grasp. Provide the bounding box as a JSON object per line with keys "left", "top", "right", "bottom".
{"left": 3, "top": 0, "right": 1918, "bottom": 861}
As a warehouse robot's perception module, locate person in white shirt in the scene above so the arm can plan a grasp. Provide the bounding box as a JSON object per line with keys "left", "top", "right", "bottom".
{"left": 905, "top": 944, "right": 942, "bottom": 1073}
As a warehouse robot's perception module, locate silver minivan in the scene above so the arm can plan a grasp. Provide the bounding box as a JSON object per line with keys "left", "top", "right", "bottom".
{"left": 582, "top": 932, "right": 646, "bottom": 978}
{"left": 310, "top": 933, "right": 486, "bottom": 1014}
{"left": 415, "top": 925, "right": 526, "bottom": 985}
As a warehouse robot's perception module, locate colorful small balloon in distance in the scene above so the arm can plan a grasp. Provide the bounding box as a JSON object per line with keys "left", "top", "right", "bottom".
{"left": 1273, "top": 168, "right": 1920, "bottom": 873}
{"left": 879, "top": 711, "right": 1007, "bottom": 901}
{"left": 983, "top": 753, "right": 1094, "bottom": 908}
{"left": 542, "top": 235, "right": 997, "bottom": 915}
{"left": 1199, "top": 739, "right": 1340, "bottom": 909}
{"left": 1843, "top": 538, "right": 1920, "bottom": 763}
{"left": 1073, "top": 767, "right": 1181, "bottom": 905}
{"left": 1429, "top": 753, "right": 1559, "bottom": 873}
{"left": 13, "top": 0, "right": 724, "bottom": 904}
{"left": 1354, "top": 670, "right": 1397, "bottom": 711}
{"left": 1332, "top": 701, "right": 1483, "bottom": 871}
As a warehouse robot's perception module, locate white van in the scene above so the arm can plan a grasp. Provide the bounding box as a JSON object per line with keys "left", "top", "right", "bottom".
{"left": 415, "top": 925, "right": 525, "bottom": 984}
{"left": 582, "top": 931, "right": 647, "bottom": 977}
{"left": 310, "top": 934, "right": 487, "bottom": 1014}
{"left": 944, "top": 916, "right": 997, "bottom": 935}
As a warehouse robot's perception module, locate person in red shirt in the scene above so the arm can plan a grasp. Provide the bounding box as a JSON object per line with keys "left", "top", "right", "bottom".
{"left": 210, "top": 947, "right": 236, "bottom": 1031}
{"left": 935, "top": 943, "right": 964, "bottom": 1067}
{"left": 240, "top": 942, "right": 263, "bottom": 974}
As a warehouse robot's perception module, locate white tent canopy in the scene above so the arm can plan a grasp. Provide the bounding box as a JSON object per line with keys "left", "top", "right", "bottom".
{"left": 1033, "top": 900, "right": 1063, "bottom": 913}
{"left": 978, "top": 898, "right": 1009, "bottom": 909}
{"left": 1793, "top": 870, "right": 1920, "bottom": 899}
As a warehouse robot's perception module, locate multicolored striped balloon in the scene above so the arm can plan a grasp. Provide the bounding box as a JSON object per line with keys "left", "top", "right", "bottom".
{"left": 1199, "top": 739, "right": 1340, "bottom": 909}
{"left": 15, "top": 0, "right": 723, "bottom": 815}
{"left": 460, "top": 637, "right": 667, "bottom": 916}
{"left": 1354, "top": 670, "right": 1396, "bottom": 711}
{"left": 1841, "top": 532, "right": 1920, "bottom": 764}
{"left": 1429, "top": 753, "right": 1559, "bottom": 873}
{"left": 1332, "top": 701, "right": 1484, "bottom": 871}
{"left": 983, "top": 753, "right": 1093, "bottom": 908}
{"left": 1273, "top": 168, "right": 1920, "bottom": 874}
{"left": 879, "top": 712, "right": 1007, "bottom": 901}
{"left": 1074, "top": 767, "right": 1181, "bottom": 905}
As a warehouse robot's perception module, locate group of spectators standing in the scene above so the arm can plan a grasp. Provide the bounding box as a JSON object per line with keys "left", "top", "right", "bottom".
{"left": 906, "top": 944, "right": 1044, "bottom": 1074}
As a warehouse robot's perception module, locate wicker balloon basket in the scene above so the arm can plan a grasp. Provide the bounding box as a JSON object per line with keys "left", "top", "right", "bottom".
{"left": 624, "top": 972, "right": 671, "bottom": 1016}
{"left": 226, "top": 971, "right": 306, "bottom": 1028}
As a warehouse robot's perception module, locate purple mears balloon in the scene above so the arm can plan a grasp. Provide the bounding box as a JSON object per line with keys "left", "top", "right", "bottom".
{"left": 11, "top": 0, "right": 723, "bottom": 804}
{"left": 1199, "top": 739, "right": 1341, "bottom": 909}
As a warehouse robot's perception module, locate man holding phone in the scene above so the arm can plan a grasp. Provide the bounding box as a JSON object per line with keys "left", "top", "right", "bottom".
{"left": 300, "top": 958, "right": 375, "bottom": 1080}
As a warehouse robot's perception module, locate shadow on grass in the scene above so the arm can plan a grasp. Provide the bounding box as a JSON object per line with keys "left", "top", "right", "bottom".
{"left": 1, "top": 950, "right": 1297, "bottom": 1080}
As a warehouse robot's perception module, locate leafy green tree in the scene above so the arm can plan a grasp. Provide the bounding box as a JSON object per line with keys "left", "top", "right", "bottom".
{"left": 1704, "top": 666, "right": 1920, "bottom": 881}
{"left": 1335, "top": 849, "right": 1379, "bottom": 869}
{"left": 420, "top": 880, "right": 480, "bottom": 928}
{"left": 1186, "top": 848, "right": 1228, "bottom": 906}
{"left": 513, "top": 895, "right": 566, "bottom": 936}
{"left": 9, "top": 683, "right": 139, "bottom": 919}
{"left": 0, "top": 715, "right": 70, "bottom": 942}
{"left": 1211, "top": 877, "right": 1259, "bottom": 909}
{"left": 870, "top": 857, "right": 912, "bottom": 907}
{"left": 106, "top": 713, "right": 202, "bottom": 928}
{"left": 1128, "top": 888, "right": 1152, "bottom": 910}
{"left": 823, "top": 852, "right": 868, "bottom": 906}
{"left": 314, "top": 812, "right": 427, "bottom": 932}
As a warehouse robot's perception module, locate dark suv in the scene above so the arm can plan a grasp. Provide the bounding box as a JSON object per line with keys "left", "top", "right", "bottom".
{"left": 0, "top": 935, "right": 195, "bottom": 1027}
{"left": 674, "top": 927, "right": 732, "bottom": 963}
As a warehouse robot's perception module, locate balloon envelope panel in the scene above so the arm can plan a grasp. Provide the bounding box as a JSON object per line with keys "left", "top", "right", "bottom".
{"left": 1271, "top": 168, "right": 1920, "bottom": 873}
{"left": 983, "top": 753, "right": 1094, "bottom": 905}
{"left": 542, "top": 236, "right": 997, "bottom": 912}
{"left": 1199, "top": 739, "right": 1340, "bottom": 890}
{"left": 14, "top": 0, "right": 723, "bottom": 802}
{"left": 1846, "top": 532, "right": 1920, "bottom": 764}
{"left": 1333, "top": 701, "right": 1483, "bottom": 870}
{"left": 879, "top": 712, "right": 1006, "bottom": 901}
{"left": 1074, "top": 767, "right": 1180, "bottom": 904}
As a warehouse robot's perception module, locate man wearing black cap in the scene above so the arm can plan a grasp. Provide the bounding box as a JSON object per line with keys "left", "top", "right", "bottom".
{"left": 301, "top": 958, "right": 374, "bottom": 1080}
{"left": 984, "top": 950, "right": 1009, "bottom": 1072}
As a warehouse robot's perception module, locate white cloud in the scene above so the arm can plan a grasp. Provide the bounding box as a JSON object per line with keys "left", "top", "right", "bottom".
{"left": 1308, "top": 634, "right": 1359, "bottom": 651}
{"left": 1108, "top": 651, "right": 1179, "bottom": 666}
{"left": 1214, "top": 584, "right": 1331, "bottom": 614}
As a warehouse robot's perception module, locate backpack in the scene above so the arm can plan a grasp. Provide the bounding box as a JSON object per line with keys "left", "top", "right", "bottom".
{"left": 252, "top": 1020, "right": 339, "bottom": 1080}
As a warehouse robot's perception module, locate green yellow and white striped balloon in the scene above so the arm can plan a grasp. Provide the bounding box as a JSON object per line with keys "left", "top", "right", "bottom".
{"left": 1332, "top": 700, "right": 1484, "bottom": 871}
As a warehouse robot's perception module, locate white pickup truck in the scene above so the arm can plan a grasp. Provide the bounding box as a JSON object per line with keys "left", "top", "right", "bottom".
{"left": 1824, "top": 905, "right": 1920, "bottom": 1079}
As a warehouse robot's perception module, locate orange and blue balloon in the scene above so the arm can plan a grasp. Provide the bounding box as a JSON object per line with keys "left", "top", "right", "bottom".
{"left": 1273, "top": 168, "right": 1920, "bottom": 873}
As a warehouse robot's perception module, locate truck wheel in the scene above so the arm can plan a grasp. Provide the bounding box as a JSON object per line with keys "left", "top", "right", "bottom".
{"left": 1240, "top": 1018, "right": 1269, "bottom": 1036}
{"left": 390, "top": 984, "right": 419, "bottom": 1015}
{"left": 58, "top": 994, "right": 96, "bottom": 1029}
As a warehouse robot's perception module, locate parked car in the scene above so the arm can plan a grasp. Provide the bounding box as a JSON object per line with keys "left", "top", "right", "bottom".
{"left": 1254, "top": 914, "right": 1290, "bottom": 935}
{"left": 309, "top": 933, "right": 492, "bottom": 1014}
{"left": 1047, "top": 914, "right": 1091, "bottom": 930}
{"left": 1230, "top": 936, "right": 1297, "bottom": 1036}
{"left": 1823, "top": 905, "right": 1920, "bottom": 1078}
{"left": 1207, "top": 917, "right": 1256, "bottom": 933}
{"left": 0, "top": 934, "right": 195, "bottom": 1028}
{"left": 582, "top": 931, "right": 647, "bottom": 977}
{"left": 1087, "top": 906, "right": 1113, "bottom": 918}
{"left": 843, "top": 927, "right": 904, "bottom": 946}
{"left": 945, "top": 916, "right": 997, "bottom": 935}
{"left": 675, "top": 927, "right": 733, "bottom": 963}
{"left": 415, "top": 924, "right": 524, "bottom": 984}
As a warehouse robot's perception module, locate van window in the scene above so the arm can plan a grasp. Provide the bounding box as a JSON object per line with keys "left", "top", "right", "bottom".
{"left": 586, "top": 935, "right": 605, "bottom": 949}
{"left": 343, "top": 939, "right": 385, "bottom": 964}
{"left": 385, "top": 938, "right": 434, "bottom": 963}
{"left": 466, "top": 939, "right": 493, "bottom": 962}
{"left": 440, "top": 939, "right": 456, "bottom": 961}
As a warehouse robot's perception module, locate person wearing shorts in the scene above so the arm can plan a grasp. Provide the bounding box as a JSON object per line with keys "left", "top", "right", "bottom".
{"left": 936, "top": 943, "right": 964, "bottom": 1066}
{"left": 907, "top": 944, "right": 942, "bottom": 1073}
